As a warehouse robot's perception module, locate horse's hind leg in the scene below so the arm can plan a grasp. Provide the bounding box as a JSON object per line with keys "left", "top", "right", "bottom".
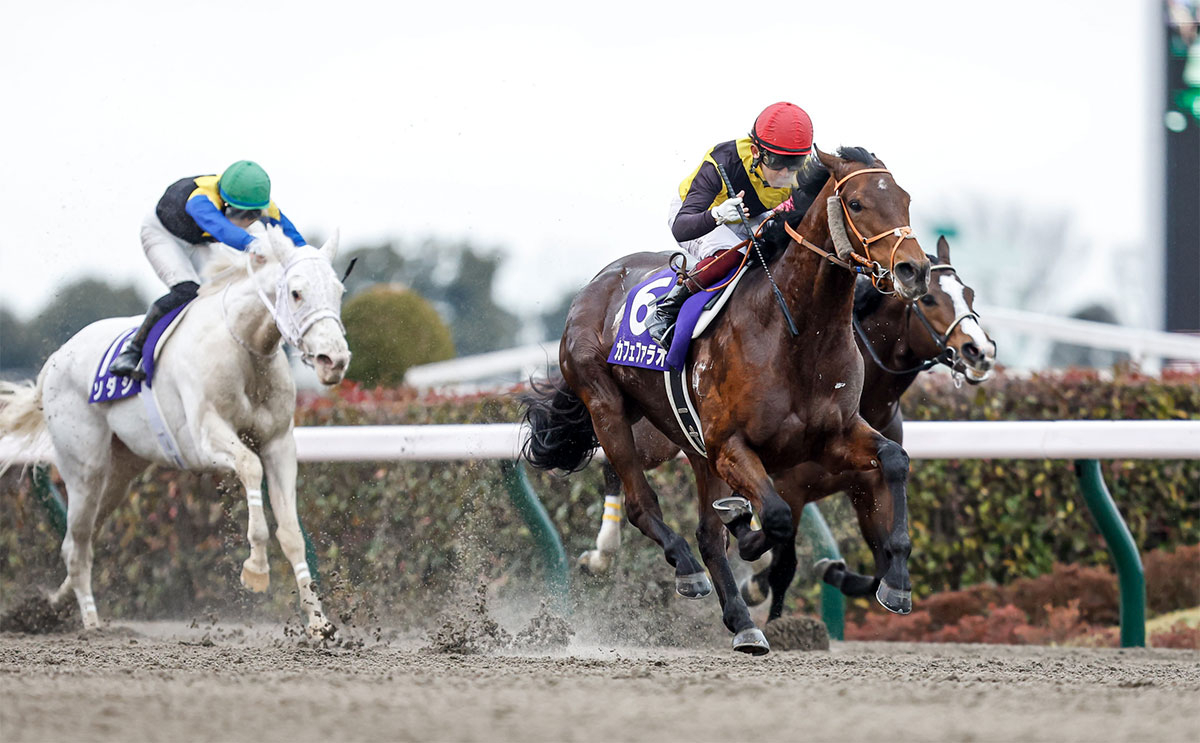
{"left": 577, "top": 463, "right": 623, "bottom": 575}
{"left": 261, "top": 434, "right": 332, "bottom": 638}
{"left": 574, "top": 381, "right": 709, "bottom": 598}
{"left": 49, "top": 439, "right": 142, "bottom": 629}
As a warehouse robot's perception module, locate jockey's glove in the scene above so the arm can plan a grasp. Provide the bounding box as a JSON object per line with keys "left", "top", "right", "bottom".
{"left": 247, "top": 237, "right": 270, "bottom": 256}
{"left": 711, "top": 197, "right": 748, "bottom": 225}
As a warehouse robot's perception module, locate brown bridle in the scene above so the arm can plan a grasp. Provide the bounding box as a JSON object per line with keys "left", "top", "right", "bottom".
{"left": 783, "top": 166, "right": 918, "bottom": 293}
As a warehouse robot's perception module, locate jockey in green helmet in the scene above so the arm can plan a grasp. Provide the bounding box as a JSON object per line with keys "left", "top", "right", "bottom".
{"left": 108, "top": 160, "right": 307, "bottom": 379}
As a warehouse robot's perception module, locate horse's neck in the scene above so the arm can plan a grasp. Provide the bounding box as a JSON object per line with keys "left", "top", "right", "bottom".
{"left": 221, "top": 266, "right": 284, "bottom": 358}
{"left": 771, "top": 197, "right": 859, "bottom": 354}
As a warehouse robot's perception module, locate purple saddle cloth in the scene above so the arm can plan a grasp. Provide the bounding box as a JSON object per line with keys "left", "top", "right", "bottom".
{"left": 607, "top": 265, "right": 738, "bottom": 372}
{"left": 88, "top": 303, "right": 189, "bottom": 404}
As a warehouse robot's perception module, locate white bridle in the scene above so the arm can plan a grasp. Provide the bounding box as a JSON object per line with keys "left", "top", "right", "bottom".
{"left": 244, "top": 249, "right": 345, "bottom": 366}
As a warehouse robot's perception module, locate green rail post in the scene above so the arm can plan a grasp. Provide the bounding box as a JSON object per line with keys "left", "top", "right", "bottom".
{"left": 1074, "top": 459, "right": 1145, "bottom": 648}
{"left": 501, "top": 460, "right": 569, "bottom": 608}
{"left": 31, "top": 465, "right": 67, "bottom": 539}
{"left": 799, "top": 502, "right": 845, "bottom": 640}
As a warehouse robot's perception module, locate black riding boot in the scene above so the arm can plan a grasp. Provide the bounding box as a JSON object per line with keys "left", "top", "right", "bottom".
{"left": 108, "top": 281, "right": 198, "bottom": 380}
{"left": 646, "top": 281, "right": 697, "bottom": 350}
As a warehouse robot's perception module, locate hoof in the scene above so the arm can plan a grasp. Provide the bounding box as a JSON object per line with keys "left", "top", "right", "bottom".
{"left": 712, "top": 496, "right": 753, "bottom": 525}
{"left": 306, "top": 616, "right": 336, "bottom": 640}
{"left": 876, "top": 579, "right": 912, "bottom": 615}
{"left": 732, "top": 627, "right": 771, "bottom": 655}
{"left": 814, "top": 558, "right": 846, "bottom": 586}
{"left": 577, "top": 549, "right": 613, "bottom": 575}
{"left": 240, "top": 565, "right": 270, "bottom": 593}
{"left": 739, "top": 572, "right": 770, "bottom": 606}
{"left": 675, "top": 571, "right": 713, "bottom": 599}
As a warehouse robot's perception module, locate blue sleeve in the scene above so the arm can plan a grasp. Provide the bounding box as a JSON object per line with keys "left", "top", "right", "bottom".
{"left": 185, "top": 196, "right": 254, "bottom": 250}
{"left": 273, "top": 210, "right": 307, "bottom": 247}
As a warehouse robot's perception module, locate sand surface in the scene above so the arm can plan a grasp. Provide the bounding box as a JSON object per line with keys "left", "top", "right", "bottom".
{"left": 2, "top": 621, "right": 1198, "bottom": 743}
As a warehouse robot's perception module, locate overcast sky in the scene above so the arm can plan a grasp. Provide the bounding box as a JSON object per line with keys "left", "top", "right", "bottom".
{"left": 0, "top": 0, "right": 1162, "bottom": 330}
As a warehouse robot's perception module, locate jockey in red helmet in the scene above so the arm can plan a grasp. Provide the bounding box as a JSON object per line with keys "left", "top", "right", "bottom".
{"left": 647, "top": 102, "right": 827, "bottom": 348}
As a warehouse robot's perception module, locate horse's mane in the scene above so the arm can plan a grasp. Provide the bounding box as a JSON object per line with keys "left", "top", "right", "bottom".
{"left": 197, "top": 223, "right": 287, "bottom": 296}
{"left": 759, "top": 145, "right": 881, "bottom": 261}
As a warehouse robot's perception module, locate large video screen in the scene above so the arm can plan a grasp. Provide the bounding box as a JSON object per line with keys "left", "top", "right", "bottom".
{"left": 1168, "top": 0, "right": 1200, "bottom": 126}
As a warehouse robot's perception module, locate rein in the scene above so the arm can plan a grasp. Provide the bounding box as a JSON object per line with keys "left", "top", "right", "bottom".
{"left": 782, "top": 166, "right": 917, "bottom": 293}
{"left": 243, "top": 251, "right": 346, "bottom": 367}
{"left": 221, "top": 282, "right": 282, "bottom": 359}
{"left": 852, "top": 263, "right": 981, "bottom": 376}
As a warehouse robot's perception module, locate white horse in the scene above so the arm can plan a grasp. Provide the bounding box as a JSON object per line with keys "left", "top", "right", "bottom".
{"left": 0, "top": 223, "right": 351, "bottom": 637}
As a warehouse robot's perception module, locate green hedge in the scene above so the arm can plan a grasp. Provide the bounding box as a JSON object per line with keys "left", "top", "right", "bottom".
{"left": 1, "top": 369, "right": 1196, "bottom": 624}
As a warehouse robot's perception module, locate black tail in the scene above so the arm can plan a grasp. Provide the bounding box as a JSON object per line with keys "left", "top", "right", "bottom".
{"left": 519, "top": 374, "right": 599, "bottom": 473}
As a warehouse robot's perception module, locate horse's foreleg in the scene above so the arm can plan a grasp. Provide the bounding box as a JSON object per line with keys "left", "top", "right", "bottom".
{"left": 710, "top": 437, "right": 793, "bottom": 561}
{"left": 690, "top": 457, "right": 768, "bottom": 654}
{"left": 260, "top": 433, "right": 332, "bottom": 639}
{"left": 200, "top": 412, "right": 271, "bottom": 593}
{"left": 821, "top": 421, "right": 913, "bottom": 614}
{"left": 577, "top": 463, "right": 623, "bottom": 575}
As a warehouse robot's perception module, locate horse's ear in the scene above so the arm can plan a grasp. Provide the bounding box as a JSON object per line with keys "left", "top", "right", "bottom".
{"left": 268, "top": 228, "right": 293, "bottom": 264}
{"left": 320, "top": 229, "right": 340, "bottom": 263}
{"left": 936, "top": 235, "right": 951, "bottom": 264}
{"left": 816, "top": 147, "right": 839, "bottom": 172}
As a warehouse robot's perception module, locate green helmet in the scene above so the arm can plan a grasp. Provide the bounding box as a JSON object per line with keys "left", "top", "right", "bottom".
{"left": 218, "top": 160, "right": 271, "bottom": 210}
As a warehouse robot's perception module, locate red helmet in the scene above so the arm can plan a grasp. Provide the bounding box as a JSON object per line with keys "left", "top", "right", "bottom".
{"left": 751, "top": 102, "right": 814, "bottom": 156}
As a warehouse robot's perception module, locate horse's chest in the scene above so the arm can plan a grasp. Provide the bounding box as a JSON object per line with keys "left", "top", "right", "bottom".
{"left": 216, "top": 387, "right": 292, "bottom": 439}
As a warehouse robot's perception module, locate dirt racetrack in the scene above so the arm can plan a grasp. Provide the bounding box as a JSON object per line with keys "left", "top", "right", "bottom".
{"left": 2, "top": 621, "right": 1198, "bottom": 743}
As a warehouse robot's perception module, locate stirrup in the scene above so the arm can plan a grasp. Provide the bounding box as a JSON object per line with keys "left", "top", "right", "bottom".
{"left": 648, "top": 321, "right": 676, "bottom": 350}
{"left": 108, "top": 348, "right": 145, "bottom": 381}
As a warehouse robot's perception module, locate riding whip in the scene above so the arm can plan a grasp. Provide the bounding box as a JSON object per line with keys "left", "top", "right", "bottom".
{"left": 715, "top": 164, "right": 799, "bottom": 337}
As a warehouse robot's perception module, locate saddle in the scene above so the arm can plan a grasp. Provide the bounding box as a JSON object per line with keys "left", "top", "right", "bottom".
{"left": 608, "top": 262, "right": 751, "bottom": 456}
{"left": 89, "top": 302, "right": 193, "bottom": 405}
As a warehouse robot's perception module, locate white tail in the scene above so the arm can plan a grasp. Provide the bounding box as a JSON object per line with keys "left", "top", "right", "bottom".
{"left": 0, "top": 379, "right": 47, "bottom": 476}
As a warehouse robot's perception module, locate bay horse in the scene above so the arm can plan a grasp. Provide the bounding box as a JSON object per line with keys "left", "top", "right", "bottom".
{"left": 0, "top": 223, "right": 350, "bottom": 637}
{"left": 576, "top": 236, "right": 998, "bottom": 623}
{"left": 522, "top": 147, "right": 931, "bottom": 654}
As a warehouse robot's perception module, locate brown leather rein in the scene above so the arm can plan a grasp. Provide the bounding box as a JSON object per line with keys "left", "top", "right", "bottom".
{"left": 783, "top": 167, "right": 916, "bottom": 293}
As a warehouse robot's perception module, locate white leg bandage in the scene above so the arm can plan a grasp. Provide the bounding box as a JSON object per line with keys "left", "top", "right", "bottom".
{"left": 246, "top": 489, "right": 263, "bottom": 508}
{"left": 293, "top": 562, "right": 311, "bottom": 582}
{"left": 596, "top": 495, "right": 623, "bottom": 552}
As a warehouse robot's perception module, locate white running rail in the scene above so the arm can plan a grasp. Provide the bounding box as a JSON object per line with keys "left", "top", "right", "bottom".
{"left": 976, "top": 305, "right": 1200, "bottom": 362}
{"left": 3, "top": 420, "right": 1198, "bottom": 466}
{"left": 401, "top": 312, "right": 1200, "bottom": 389}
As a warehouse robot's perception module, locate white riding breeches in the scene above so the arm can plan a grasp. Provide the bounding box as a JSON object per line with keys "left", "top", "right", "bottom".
{"left": 666, "top": 195, "right": 772, "bottom": 261}
{"left": 141, "top": 211, "right": 222, "bottom": 288}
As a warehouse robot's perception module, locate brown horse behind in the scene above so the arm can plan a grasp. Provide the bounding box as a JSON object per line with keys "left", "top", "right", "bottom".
{"left": 576, "top": 236, "right": 999, "bottom": 623}
{"left": 522, "top": 147, "right": 931, "bottom": 654}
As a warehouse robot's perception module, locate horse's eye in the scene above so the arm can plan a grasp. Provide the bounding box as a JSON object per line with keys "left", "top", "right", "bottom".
{"left": 920, "top": 294, "right": 937, "bottom": 306}
{"left": 291, "top": 290, "right": 302, "bottom": 301}
{"left": 848, "top": 199, "right": 862, "bottom": 212}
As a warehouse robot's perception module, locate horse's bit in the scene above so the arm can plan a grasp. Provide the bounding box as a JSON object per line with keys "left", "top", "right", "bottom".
{"left": 243, "top": 251, "right": 345, "bottom": 367}
{"left": 853, "top": 263, "right": 985, "bottom": 380}
{"left": 782, "top": 166, "right": 918, "bottom": 294}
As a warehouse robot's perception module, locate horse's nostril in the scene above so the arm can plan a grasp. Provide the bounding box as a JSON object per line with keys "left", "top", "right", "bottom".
{"left": 962, "top": 342, "right": 980, "bottom": 361}
{"left": 317, "top": 354, "right": 332, "bottom": 367}
{"left": 894, "top": 262, "right": 916, "bottom": 283}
